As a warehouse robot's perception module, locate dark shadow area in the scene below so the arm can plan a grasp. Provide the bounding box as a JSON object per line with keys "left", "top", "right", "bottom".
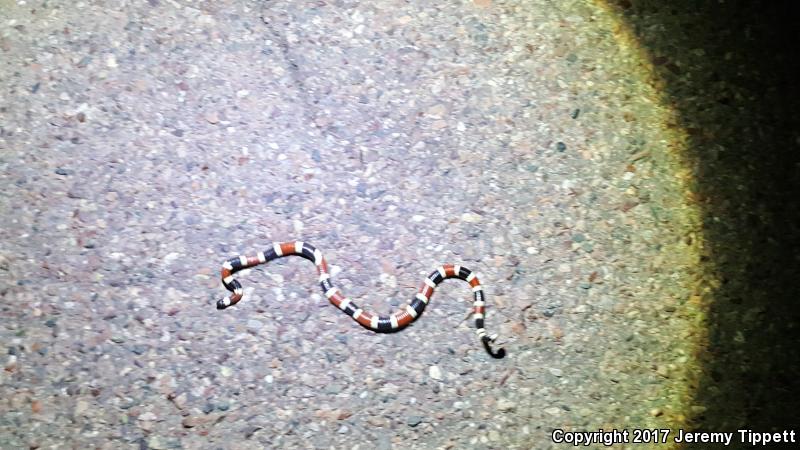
{"left": 611, "top": 0, "right": 800, "bottom": 442}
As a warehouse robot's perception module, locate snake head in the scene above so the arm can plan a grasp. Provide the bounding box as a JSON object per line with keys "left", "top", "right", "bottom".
{"left": 482, "top": 335, "right": 506, "bottom": 359}
{"left": 216, "top": 298, "right": 230, "bottom": 310}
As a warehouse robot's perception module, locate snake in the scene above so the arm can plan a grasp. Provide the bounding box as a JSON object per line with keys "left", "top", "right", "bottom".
{"left": 216, "top": 241, "right": 505, "bottom": 358}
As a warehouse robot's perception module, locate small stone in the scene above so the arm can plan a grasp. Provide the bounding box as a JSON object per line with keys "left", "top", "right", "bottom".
{"left": 497, "top": 399, "right": 516, "bottom": 411}
{"left": 548, "top": 368, "right": 563, "bottom": 377}
{"left": 106, "top": 54, "right": 118, "bottom": 68}
{"left": 338, "top": 425, "right": 349, "bottom": 434}
{"left": 556, "top": 142, "right": 567, "bottom": 152}
{"left": 558, "top": 263, "right": 571, "bottom": 273}
{"left": 579, "top": 282, "right": 592, "bottom": 290}
{"left": 67, "top": 188, "right": 86, "bottom": 199}
{"left": 244, "top": 425, "right": 262, "bottom": 438}
{"left": 54, "top": 168, "right": 71, "bottom": 176}
{"left": 131, "top": 344, "right": 148, "bottom": 355}
{"left": 171, "top": 393, "right": 188, "bottom": 409}
{"left": 236, "top": 90, "right": 250, "bottom": 98}
{"left": 367, "top": 416, "right": 386, "bottom": 427}
{"left": 138, "top": 411, "right": 157, "bottom": 422}
{"left": 182, "top": 416, "right": 203, "bottom": 428}
{"left": 202, "top": 403, "right": 214, "bottom": 414}
{"left": 461, "top": 212, "right": 482, "bottom": 223}
{"left": 429, "top": 365, "right": 443, "bottom": 381}
{"left": 544, "top": 406, "right": 562, "bottom": 416}
{"left": 110, "top": 336, "right": 125, "bottom": 344}
{"left": 571, "top": 108, "right": 580, "bottom": 119}
{"left": 147, "top": 436, "right": 168, "bottom": 450}
{"left": 220, "top": 366, "right": 232, "bottom": 377}
{"left": 204, "top": 111, "right": 219, "bottom": 124}
{"left": 247, "top": 319, "right": 263, "bottom": 331}
{"left": 407, "top": 415, "right": 422, "bottom": 427}
{"left": 571, "top": 233, "right": 586, "bottom": 243}
{"left": 139, "top": 420, "right": 155, "bottom": 432}
{"left": 75, "top": 400, "right": 89, "bottom": 416}
{"left": 650, "top": 408, "right": 663, "bottom": 417}
{"left": 426, "top": 104, "right": 447, "bottom": 117}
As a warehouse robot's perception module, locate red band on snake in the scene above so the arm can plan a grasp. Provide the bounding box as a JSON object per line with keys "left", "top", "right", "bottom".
{"left": 217, "top": 241, "right": 505, "bottom": 358}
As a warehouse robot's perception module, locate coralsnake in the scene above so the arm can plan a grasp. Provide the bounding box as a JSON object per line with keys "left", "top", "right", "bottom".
{"left": 217, "top": 241, "right": 505, "bottom": 358}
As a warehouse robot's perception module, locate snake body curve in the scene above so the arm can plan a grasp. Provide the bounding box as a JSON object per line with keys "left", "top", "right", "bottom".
{"left": 217, "top": 241, "right": 505, "bottom": 358}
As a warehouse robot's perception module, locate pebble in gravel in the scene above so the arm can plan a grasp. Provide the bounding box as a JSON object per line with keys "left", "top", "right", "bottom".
{"left": 407, "top": 416, "right": 423, "bottom": 427}
{"left": 497, "top": 399, "right": 516, "bottom": 412}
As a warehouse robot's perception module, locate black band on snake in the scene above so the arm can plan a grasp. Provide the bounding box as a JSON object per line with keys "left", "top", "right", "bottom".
{"left": 217, "top": 241, "right": 505, "bottom": 359}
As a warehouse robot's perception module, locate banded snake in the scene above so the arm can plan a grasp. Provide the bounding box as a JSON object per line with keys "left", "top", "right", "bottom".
{"left": 217, "top": 241, "right": 505, "bottom": 358}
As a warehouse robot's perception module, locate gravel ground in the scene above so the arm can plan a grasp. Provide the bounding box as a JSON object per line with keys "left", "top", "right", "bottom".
{"left": 0, "top": 1, "right": 709, "bottom": 449}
